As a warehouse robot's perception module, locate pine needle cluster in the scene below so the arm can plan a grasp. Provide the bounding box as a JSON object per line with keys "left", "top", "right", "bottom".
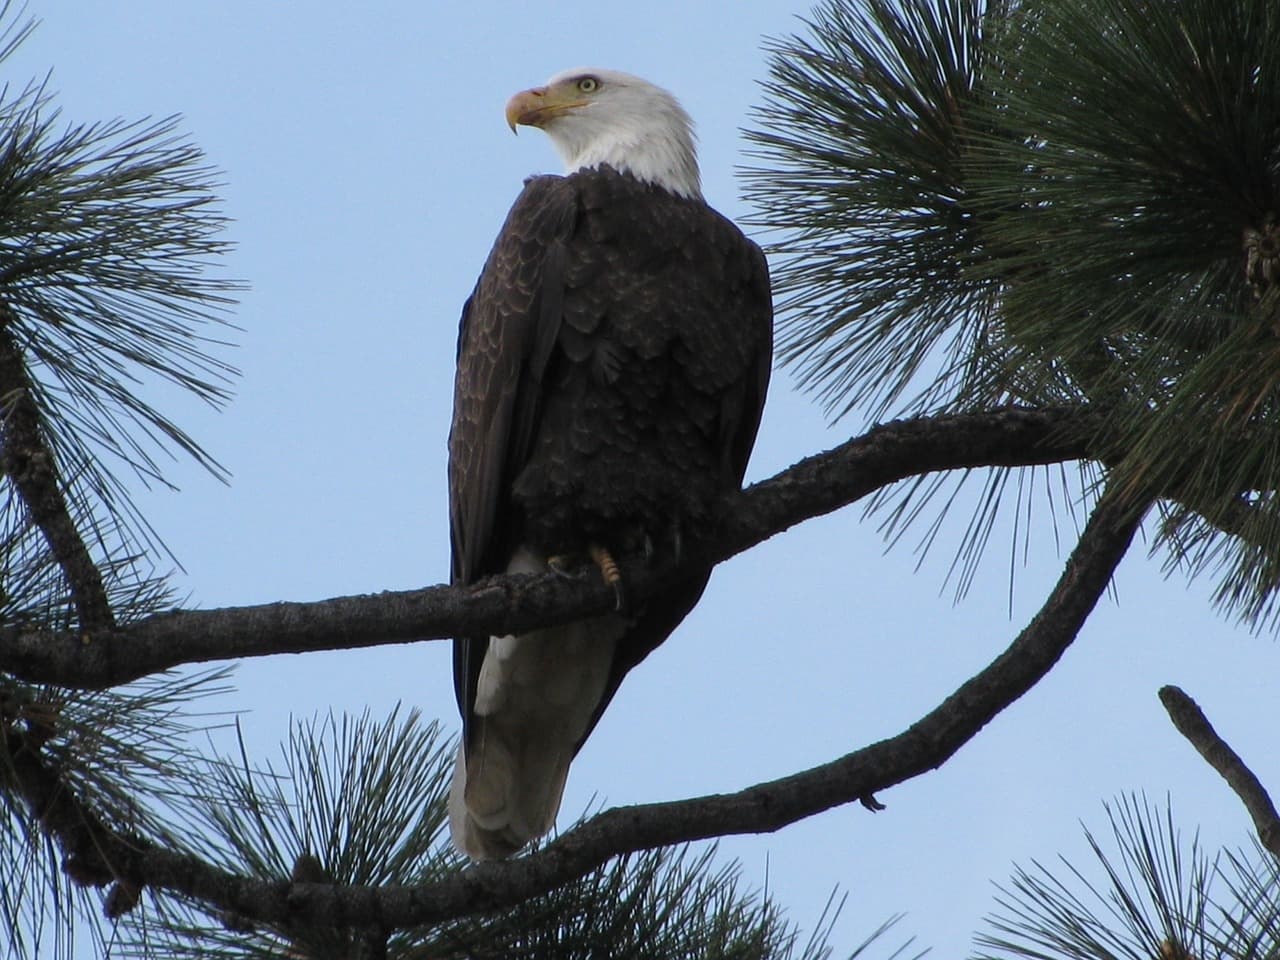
{"left": 976, "top": 795, "right": 1280, "bottom": 960}
{"left": 0, "top": 666, "right": 237, "bottom": 959}
{"left": 0, "top": 4, "right": 243, "bottom": 955}
{"left": 109, "top": 707, "right": 908, "bottom": 960}
{"left": 746, "top": 0, "right": 1280, "bottom": 621}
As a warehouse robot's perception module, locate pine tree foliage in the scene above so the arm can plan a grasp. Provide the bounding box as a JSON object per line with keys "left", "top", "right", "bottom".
{"left": 746, "top": 0, "right": 996, "bottom": 423}
{"left": 0, "top": 666, "right": 237, "bottom": 960}
{"left": 975, "top": 795, "right": 1280, "bottom": 960}
{"left": 745, "top": 0, "right": 1280, "bottom": 623}
{"left": 0, "top": 2, "right": 238, "bottom": 627}
{"left": 0, "top": 4, "right": 243, "bottom": 956}
{"left": 970, "top": 0, "right": 1280, "bottom": 623}
{"left": 111, "top": 707, "right": 913, "bottom": 960}
{"left": 112, "top": 708, "right": 454, "bottom": 959}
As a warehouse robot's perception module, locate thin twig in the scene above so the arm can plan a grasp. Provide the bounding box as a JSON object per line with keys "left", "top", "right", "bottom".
{"left": 1158, "top": 685, "right": 1280, "bottom": 859}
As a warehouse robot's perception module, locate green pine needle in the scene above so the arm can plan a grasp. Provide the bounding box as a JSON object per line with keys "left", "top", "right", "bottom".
{"left": 108, "top": 707, "right": 918, "bottom": 960}
{"left": 0, "top": 665, "right": 237, "bottom": 960}
{"left": 747, "top": 0, "right": 1280, "bottom": 621}
{"left": 975, "top": 795, "right": 1280, "bottom": 960}
{"left": 0, "top": 4, "right": 240, "bottom": 628}
{"left": 967, "top": 0, "right": 1280, "bottom": 623}
{"left": 745, "top": 0, "right": 999, "bottom": 422}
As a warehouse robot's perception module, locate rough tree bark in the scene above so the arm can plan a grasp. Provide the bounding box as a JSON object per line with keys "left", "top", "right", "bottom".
{"left": 0, "top": 406, "right": 1099, "bottom": 689}
{"left": 1160, "top": 685, "right": 1280, "bottom": 860}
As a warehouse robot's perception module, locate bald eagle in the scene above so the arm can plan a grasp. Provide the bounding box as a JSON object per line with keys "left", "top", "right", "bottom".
{"left": 448, "top": 68, "right": 773, "bottom": 860}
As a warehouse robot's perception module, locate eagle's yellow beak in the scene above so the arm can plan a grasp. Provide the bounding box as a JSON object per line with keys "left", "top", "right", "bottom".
{"left": 505, "top": 84, "right": 587, "bottom": 133}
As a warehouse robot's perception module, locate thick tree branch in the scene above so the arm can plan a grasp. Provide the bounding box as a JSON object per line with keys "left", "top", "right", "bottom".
{"left": 1158, "top": 685, "right": 1280, "bottom": 859}
{"left": 0, "top": 316, "right": 115, "bottom": 631}
{"left": 0, "top": 405, "right": 1101, "bottom": 688}
{"left": 16, "top": 481, "right": 1144, "bottom": 930}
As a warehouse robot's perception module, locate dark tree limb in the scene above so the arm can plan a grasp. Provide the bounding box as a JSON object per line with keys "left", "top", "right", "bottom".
{"left": 0, "top": 315, "right": 115, "bottom": 631}
{"left": 0, "top": 405, "right": 1102, "bottom": 689}
{"left": 1158, "top": 685, "right": 1280, "bottom": 859}
{"left": 6, "top": 726, "right": 126, "bottom": 889}
{"left": 10, "top": 480, "right": 1145, "bottom": 930}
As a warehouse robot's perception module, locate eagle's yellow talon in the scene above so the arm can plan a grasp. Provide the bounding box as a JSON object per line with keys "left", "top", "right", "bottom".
{"left": 588, "top": 544, "right": 626, "bottom": 612}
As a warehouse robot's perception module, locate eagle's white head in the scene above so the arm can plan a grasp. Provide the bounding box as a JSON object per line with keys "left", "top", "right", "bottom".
{"left": 505, "top": 67, "right": 702, "bottom": 200}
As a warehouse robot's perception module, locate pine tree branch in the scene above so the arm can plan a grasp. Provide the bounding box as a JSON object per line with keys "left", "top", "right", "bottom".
{"left": 0, "top": 405, "right": 1102, "bottom": 689}
{"left": 5, "top": 725, "right": 129, "bottom": 889}
{"left": 20, "top": 478, "right": 1142, "bottom": 930}
{"left": 1158, "top": 685, "right": 1280, "bottom": 860}
{"left": 3, "top": 720, "right": 268, "bottom": 917}
{"left": 0, "top": 312, "right": 115, "bottom": 631}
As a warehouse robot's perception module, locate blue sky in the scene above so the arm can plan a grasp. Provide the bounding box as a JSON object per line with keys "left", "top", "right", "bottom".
{"left": 9, "top": 2, "right": 1279, "bottom": 955}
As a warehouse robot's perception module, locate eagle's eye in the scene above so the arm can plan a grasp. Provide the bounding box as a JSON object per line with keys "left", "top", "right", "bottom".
{"left": 576, "top": 76, "right": 600, "bottom": 94}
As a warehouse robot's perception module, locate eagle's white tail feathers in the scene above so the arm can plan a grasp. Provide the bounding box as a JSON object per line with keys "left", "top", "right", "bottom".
{"left": 450, "top": 549, "right": 623, "bottom": 860}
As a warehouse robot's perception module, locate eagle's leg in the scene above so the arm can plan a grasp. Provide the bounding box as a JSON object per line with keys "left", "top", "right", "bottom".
{"left": 544, "top": 548, "right": 627, "bottom": 612}
{"left": 588, "top": 544, "right": 627, "bottom": 612}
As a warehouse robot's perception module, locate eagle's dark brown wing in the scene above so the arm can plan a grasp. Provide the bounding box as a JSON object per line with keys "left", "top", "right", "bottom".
{"left": 449, "top": 175, "right": 577, "bottom": 587}
{"left": 448, "top": 174, "right": 579, "bottom": 725}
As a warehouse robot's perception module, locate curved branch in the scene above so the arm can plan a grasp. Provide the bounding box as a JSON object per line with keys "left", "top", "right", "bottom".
{"left": 1158, "top": 684, "right": 1280, "bottom": 859}
{"left": 25, "top": 480, "right": 1145, "bottom": 929}
{"left": 273, "top": 481, "right": 1147, "bottom": 929}
{"left": 0, "top": 405, "right": 1101, "bottom": 689}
